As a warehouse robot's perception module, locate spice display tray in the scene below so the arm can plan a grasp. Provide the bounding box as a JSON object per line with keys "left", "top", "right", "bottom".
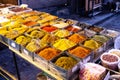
{"left": 21, "top": 46, "right": 34, "bottom": 60}
{"left": 67, "top": 45, "right": 94, "bottom": 63}
{"left": 49, "top": 52, "right": 80, "bottom": 79}
{"left": 0, "top": 35, "right": 8, "bottom": 44}
{"left": 34, "top": 53, "right": 49, "bottom": 70}
{"left": 8, "top": 39, "right": 20, "bottom": 51}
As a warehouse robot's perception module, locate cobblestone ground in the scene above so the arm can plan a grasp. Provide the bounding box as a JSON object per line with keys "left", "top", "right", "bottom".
{"left": 98, "top": 12, "right": 120, "bottom": 30}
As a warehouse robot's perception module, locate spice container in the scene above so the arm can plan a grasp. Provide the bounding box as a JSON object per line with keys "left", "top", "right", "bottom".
{"left": 92, "top": 35, "right": 112, "bottom": 50}
{"left": 108, "top": 49, "right": 120, "bottom": 57}
{"left": 54, "top": 29, "right": 71, "bottom": 38}
{"left": 37, "top": 15, "right": 58, "bottom": 25}
{"left": 23, "top": 21, "right": 39, "bottom": 27}
{"left": 101, "top": 29, "right": 120, "bottom": 39}
{"left": 50, "top": 20, "right": 69, "bottom": 29}
{"left": 65, "top": 25, "right": 82, "bottom": 33}
{"left": 68, "top": 33, "right": 87, "bottom": 44}
{"left": 8, "top": 6, "right": 32, "bottom": 14}
{"left": 76, "top": 22, "right": 90, "bottom": 29}
{"left": 25, "top": 28, "right": 46, "bottom": 39}
{"left": 53, "top": 39, "right": 76, "bottom": 51}
{"left": 100, "top": 53, "right": 120, "bottom": 70}
{"left": 37, "top": 47, "right": 61, "bottom": 61}
{"left": 49, "top": 52, "right": 80, "bottom": 79}
{"left": 83, "top": 39, "right": 104, "bottom": 61}
{"left": 65, "top": 19, "right": 78, "bottom": 25}
{"left": 68, "top": 45, "right": 93, "bottom": 63}
{"left": 85, "top": 26, "right": 105, "bottom": 37}
{"left": 41, "top": 25, "right": 58, "bottom": 33}
{"left": 15, "top": 35, "right": 32, "bottom": 47}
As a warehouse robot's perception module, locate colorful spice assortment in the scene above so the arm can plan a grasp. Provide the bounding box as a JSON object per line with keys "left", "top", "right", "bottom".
{"left": 15, "top": 35, "right": 31, "bottom": 46}
{"left": 102, "top": 54, "right": 118, "bottom": 62}
{"left": 69, "top": 46, "right": 91, "bottom": 58}
{"left": 54, "top": 30, "right": 70, "bottom": 38}
{"left": 84, "top": 39, "right": 101, "bottom": 50}
{"left": 38, "top": 47, "right": 60, "bottom": 60}
{"left": 66, "top": 26, "right": 81, "bottom": 32}
{"left": 29, "top": 30, "right": 45, "bottom": 39}
{"left": 55, "top": 56, "right": 77, "bottom": 70}
{"left": 68, "top": 33, "right": 86, "bottom": 43}
{"left": 53, "top": 39, "right": 76, "bottom": 51}
{"left": 92, "top": 35, "right": 109, "bottom": 43}
{"left": 100, "top": 53, "right": 120, "bottom": 70}
{"left": 88, "top": 26, "right": 103, "bottom": 33}
{"left": 23, "top": 21, "right": 38, "bottom": 27}
{"left": 42, "top": 25, "right": 58, "bottom": 32}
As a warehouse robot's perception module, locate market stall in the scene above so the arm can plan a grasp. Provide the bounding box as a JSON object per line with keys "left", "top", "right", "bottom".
{"left": 0, "top": 3, "right": 120, "bottom": 80}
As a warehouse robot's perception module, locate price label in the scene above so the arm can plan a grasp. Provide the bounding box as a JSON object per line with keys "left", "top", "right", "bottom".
{"left": 11, "top": 42, "right": 16, "bottom": 48}
{"left": 72, "top": 65, "right": 78, "bottom": 73}
{"left": 83, "top": 56, "right": 90, "bottom": 63}
{"left": 23, "top": 49, "right": 29, "bottom": 55}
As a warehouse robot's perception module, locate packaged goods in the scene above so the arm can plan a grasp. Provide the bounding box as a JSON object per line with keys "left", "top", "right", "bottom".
{"left": 92, "top": 35, "right": 109, "bottom": 43}
{"left": 38, "top": 47, "right": 60, "bottom": 60}
{"left": 53, "top": 39, "right": 76, "bottom": 51}
{"left": 68, "top": 46, "right": 91, "bottom": 58}
{"left": 100, "top": 53, "right": 120, "bottom": 70}
{"left": 54, "top": 30, "right": 70, "bottom": 38}
{"left": 68, "top": 33, "right": 86, "bottom": 43}
{"left": 84, "top": 39, "right": 101, "bottom": 50}
{"left": 55, "top": 56, "right": 77, "bottom": 70}
{"left": 79, "top": 63, "right": 106, "bottom": 80}
{"left": 15, "top": 35, "right": 31, "bottom": 46}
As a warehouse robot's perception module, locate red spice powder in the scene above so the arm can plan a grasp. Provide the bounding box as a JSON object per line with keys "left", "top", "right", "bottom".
{"left": 42, "top": 25, "right": 58, "bottom": 32}
{"left": 66, "top": 26, "right": 80, "bottom": 32}
{"left": 23, "top": 21, "right": 37, "bottom": 26}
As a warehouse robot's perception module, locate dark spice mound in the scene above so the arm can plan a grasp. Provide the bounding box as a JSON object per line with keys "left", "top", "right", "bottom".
{"left": 102, "top": 54, "right": 118, "bottom": 62}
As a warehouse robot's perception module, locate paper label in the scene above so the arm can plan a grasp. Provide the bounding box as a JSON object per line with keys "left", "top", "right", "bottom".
{"left": 83, "top": 56, "right": 90, "bottom": 63}
{"left": 11, "top": 42, "right": 16, "bottom": 48}
{"left": 72, "top": 65, "right": 78, "bottom": 73}
{"left": 23, "top": 49, "right": 29, "bottom": 55}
